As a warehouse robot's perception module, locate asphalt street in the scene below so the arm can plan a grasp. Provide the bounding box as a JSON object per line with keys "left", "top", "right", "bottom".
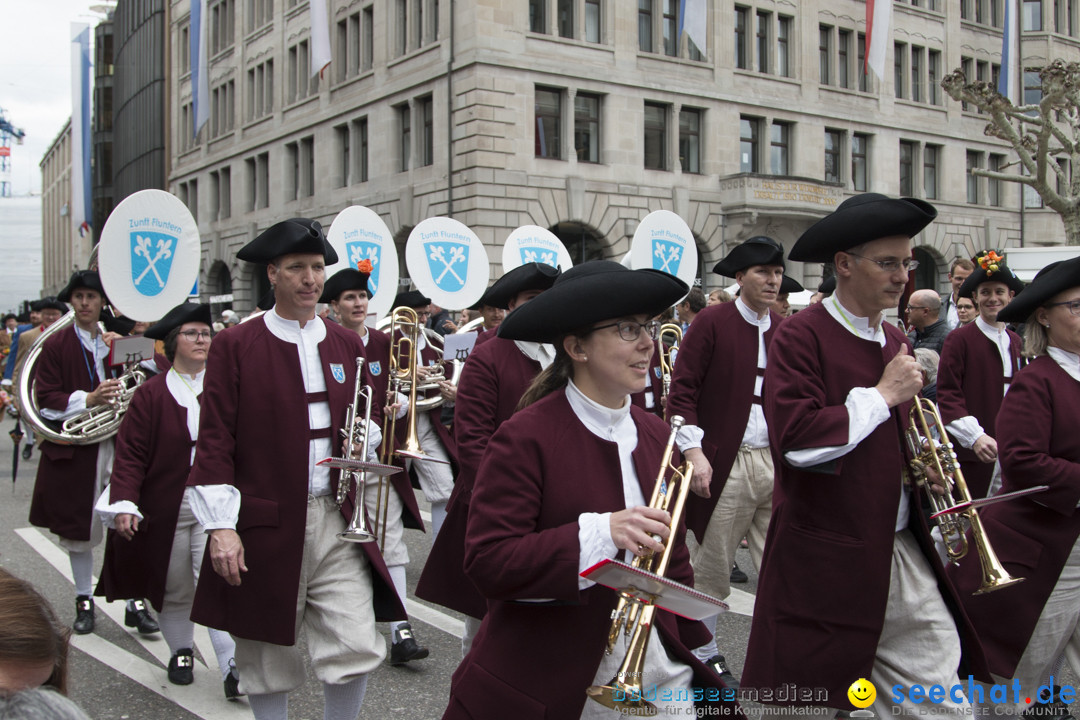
{"left": 0, "top": 430, "right": 760, "bottom": 719}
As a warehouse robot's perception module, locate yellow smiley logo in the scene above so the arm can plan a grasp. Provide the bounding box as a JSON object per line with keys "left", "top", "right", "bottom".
{"left": 848, "top": 678, "right": 877, "bottom": 709}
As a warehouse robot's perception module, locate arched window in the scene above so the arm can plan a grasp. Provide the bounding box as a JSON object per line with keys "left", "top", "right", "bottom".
{"left": 549, "top": 221, "right": 606, "bottom": 264}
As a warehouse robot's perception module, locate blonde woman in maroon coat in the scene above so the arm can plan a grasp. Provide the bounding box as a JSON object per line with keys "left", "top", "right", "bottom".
{"left": 443, "top": 262, "right": 739, "bottom": 720}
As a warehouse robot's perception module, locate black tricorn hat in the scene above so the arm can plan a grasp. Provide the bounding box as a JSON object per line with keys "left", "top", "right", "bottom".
{"left": 101, "top": 310, "right": 136, "bottom": 336}
{"left": 790, "top": 194, "right": 937, "bottom": 263}
{"left": 393, "top": 290, "right": 431, "bottom": 309}
{"left": 713, "top": 236, "right": 785, "bottom": 277}
{"left": 320, "top": 268, "right": 372, "bottom": 304}
{"left": 817, "top": 275, "right": 836, "bottom": 295}
{"left": 36, "top": 297, "right": 68, "bottom": 313}
{"left": 57, "top": 270, "right": 107, "bottom": 303}
{"left": 958, "top": 250, "right": 1026, "bottom": 299}
{"left": 256, "top": 289, "right": 276, "bottom": 311}
{"left": 480, "top": 263, "right": 561, "bottom": 310}
{"left": 779, "top": 275, "right": 805, "bottom": 294}
{"left": 144, "top": 302, "right": 213, "bottom": 340}
{"left": 237, "top": 218, "right": 338, "bottom": 265}
{"left": 498, "top": 260, "right": 688, "bottom": 344}
{"left": 997, "top": 257, "right": 1080, "bottom": 324}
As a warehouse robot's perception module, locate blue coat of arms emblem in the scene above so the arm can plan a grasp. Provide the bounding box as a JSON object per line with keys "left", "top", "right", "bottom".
{"left": 652, "top": 239, "right": 683, "bottom": 276}
{"left": 368, "top": 361, "right": 382, "bottom": 376}
{"left": 425, "top": 242, "right": 469, "bottom": 293}
{"left": 130, "top": 232, "right": 177, "bottom": 297}
{"left": 329, "top": 363, "right": 346, "bottom": 384}
{"left": 347, "top": 241, "right": 381, "bottom": 295}
{"left": 519, "top": 246, "right": 558, "bottom": 268}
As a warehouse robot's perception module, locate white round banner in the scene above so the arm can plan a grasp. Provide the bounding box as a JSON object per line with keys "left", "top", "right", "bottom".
{"left": 405, "top": 218, "right": 490, "bottom": 310}
{"left": 326, "top": 205, "right": 400, "bottom": 321}
{"left": 501, "top": 225, "right": 574, "bottom": 273}
{"left": 97, "top": 189, "right": 202, "bottom": 322}
{"left": 629, "top": 210, "right": 698, "bottom": 288}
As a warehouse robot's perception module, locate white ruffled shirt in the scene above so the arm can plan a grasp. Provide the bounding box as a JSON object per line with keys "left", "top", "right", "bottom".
{"left": 783, "top": 295, "right": 911, "bottom": 532}
{"left": 514, "top": 340, "right": 556, "bottom": 370}
{"left": 1049, "top": 346, "right": 1080, "bottom": 382}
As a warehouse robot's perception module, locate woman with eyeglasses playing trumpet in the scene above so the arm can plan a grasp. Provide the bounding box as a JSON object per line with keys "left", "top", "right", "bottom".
{"left": 94, "top": 303, "right": 241, "bottom": 698}
{"left": 442, "top": 262, "right": 738, "bottom": 720}
{"left": 948, "top": 257, "right": 1080, "bottom": 716}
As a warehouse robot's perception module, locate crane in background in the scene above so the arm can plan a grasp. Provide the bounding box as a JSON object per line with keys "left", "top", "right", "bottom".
{"left": 0, "top": 107, "right": 26, "bottom": 198}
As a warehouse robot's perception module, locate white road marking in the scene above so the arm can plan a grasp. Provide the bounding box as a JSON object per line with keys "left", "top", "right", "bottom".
{"left": 15, "top": 527, "right": 248, "bottom": 719}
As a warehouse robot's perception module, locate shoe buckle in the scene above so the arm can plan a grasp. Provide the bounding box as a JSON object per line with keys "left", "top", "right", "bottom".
{"left": 77, "top": 599, "right": 92, "bottom": 611}
{"left": 396, "top": 628, "right": 415, "bottom": 642}
{"left": 132, "top": 600, "right": 145, "bottom": 611}
{"left": 176, "top": 655, "right": 193, "bottom": 668}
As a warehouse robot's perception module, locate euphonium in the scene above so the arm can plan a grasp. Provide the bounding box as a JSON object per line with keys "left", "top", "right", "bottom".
{"left": 658, "top": 323, "right": 682, "bottom": 406}
{"left": 17, "top": 310, "right": 146, "bottom": 446}
{"left": 586, "top": 415, "right": 696, "bottom": 716}
{"left": 337, "top": 357, "right": 377, "bottom": 543}
{"left": 905, "top": 397, "right": 1023, "bottom": 595}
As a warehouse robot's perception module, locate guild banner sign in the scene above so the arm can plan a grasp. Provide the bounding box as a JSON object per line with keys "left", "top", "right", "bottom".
{"left": 629, "top": 210, "right": 699, "bottom": 291}
{"left": 405, "top": 217, "right": 490, "bottom": 311}
{"left": 501, "top": 225, "right": 574, "bottom": 274}
{"left": 98, "top": 189, "right": 201, "bottom": 322}
{"left": 326, "top": 206, "right": 399, "bottom": 322}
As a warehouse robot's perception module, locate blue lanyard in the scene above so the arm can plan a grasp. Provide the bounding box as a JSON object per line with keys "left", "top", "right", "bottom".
{"left": 76, "top": 326, "right": 100, "bottom": 386}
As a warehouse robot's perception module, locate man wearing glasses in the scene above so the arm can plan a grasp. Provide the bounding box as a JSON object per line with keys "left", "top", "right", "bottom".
{"left": 905, "top": 289, "right": 949, "bottom": 355}
{"left": 743, "top": 194, "right": 987, "bottom": 718}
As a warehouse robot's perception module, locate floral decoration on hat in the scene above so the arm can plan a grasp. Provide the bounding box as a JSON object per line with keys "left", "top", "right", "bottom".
{"left": 976, "top": 250, "right": 1005, "bottom": 276}
{"left": 356, "top": 258, "right": 374, "bottom": 274}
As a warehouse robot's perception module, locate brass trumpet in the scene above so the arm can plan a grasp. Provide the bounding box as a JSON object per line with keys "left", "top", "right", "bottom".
{"left": 586, "top": 415, "right": 695, "bottom": 716}
{"left": 337, "top": 357, "right": 377, "bottom": 543}
{"left": 657, "top": 323, "right": 682, "bottom": 407}
{"left": 905, "top": 397, "right": 1023, "bottom": 595}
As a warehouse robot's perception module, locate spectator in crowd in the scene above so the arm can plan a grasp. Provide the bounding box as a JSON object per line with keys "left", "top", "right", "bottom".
{"left": 0, "top": 568, "right": 71, "bottom": 696}
{"left": 676, "top": 288, "right": 707, "bottom": 331}
{"left": 0, "top": 689, "right": 91, "bottom": 720}
{"left": 707, "top": 289, "right": 732, "bottom": 306}
{"left": 913, "top": 348, "right": 940, "bottom": 403}
{"left": 941, "top": 258, "right": 976, "bottom": 330}
{"left": 956, "top": 296, "right": 977, "bottom": 326}
{"left": 905, "top": 289, "right": 949, "bottom": 354}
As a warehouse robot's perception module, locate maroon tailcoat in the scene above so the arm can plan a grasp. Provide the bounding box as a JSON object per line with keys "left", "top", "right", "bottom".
{"left": 416, "top": 335, "right": 541, "bottom": 618}
{"left": 937, "top": 321, "right": 1024, "bottom": 498}
{"left": 96, "top": 373, "right": 194, "bottom": 610}
{"left": 948, "top": 356, "right": 1080, "bottom": 677}
{"left": 743, "top": 302, "right": 987, "bottom": 708}
{"left": 666, "top": 302, "right": 780, "bottom": 539}
{"left": 365, "top": 327, "right": 423, "bottom": 531}
{"left": 444, "top": 389, "right": 739, "bottom": 720}
{"left": 187, "top": 317, "right": 404, "bottom": 646}
{"left": 29, "top": 326, "right": 114, "bottom": 541}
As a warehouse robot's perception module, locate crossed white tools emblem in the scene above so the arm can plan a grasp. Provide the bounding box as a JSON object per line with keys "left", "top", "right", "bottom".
{"left": 134, "top": 235, "right": 174, "bottom": 289}
{"left": 654, "top": 243, "right": 682, "bottom": 274}
{"left": 349, "top": 245, "right": 379, "bottom": 294}
{"left": 522, "top": 249, "right": 556, "bottom": 266}
{"left": 429, "top": 244, "right": 466, "bottom": 286}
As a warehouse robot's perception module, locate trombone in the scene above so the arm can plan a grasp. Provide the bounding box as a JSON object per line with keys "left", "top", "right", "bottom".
{"left": 657, "top": 323, "right": 682, "bottom": 407}
{"left": 586, "top": 415, "right": 695, "bottom": 716}
{"left": 337, "top": 357, "right": 377, "bottom": 543}
{"left": 905, "top": 397, "right": 1023, "bottom": 595}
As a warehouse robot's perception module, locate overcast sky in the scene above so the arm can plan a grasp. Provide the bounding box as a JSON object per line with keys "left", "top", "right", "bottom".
{"left": 1, "top": 1, "right": 107, "bottom": 197}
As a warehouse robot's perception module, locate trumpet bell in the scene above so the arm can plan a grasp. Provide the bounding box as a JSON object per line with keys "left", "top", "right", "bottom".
{"left": 584, "top": 683, "right": 657, "bottom": 717}
{"left": 338, "top": 525, "right": 377, "bottom": 543}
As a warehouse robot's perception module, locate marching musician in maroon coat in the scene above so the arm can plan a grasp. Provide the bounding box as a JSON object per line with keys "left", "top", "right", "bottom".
{"left": 666, "top": 236, "right": 786, "bottom": 686}
{"left": 949, "top": 257, "right": 1080, "bottom": 715}
{"left": 95, "top": 302, "right": 241, "bottom": 698}
{"left": 28, "top": 270, "right": 159, "bottom": 638}
{"left": 321, "top": 267, "right": 430, "bottom": 666}
{"left": 937, "top": 252, "right": 1025, "bottom": 499}
{"left": 186, "top": 219, "right": 405, "bottom": 720}
{"left": 416, "top": 262, "right": 560, "bottom": 655}
{"left": 743, "top": 194, "right": 988, "bottom": 715}
{"left": 443, "top": 261, "right": 740, "bottom": 720}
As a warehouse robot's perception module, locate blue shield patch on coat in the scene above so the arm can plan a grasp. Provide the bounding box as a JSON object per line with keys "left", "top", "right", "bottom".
{"left": 653, "top": 366, "right": 662, "bottom": 379}
{"left": 368, "top": 361, "right": 381, "bottom": 376}
{"left": 425, "top": 241, "right": 469, "bottom": 293}
{"left": 651, "top": 239, "right": 683, "bottom": 276}
{"left": 130, "top": 231, "right": 177, "bottom": 297}
{"left": 346, "top": 241, "right": 381, "bottom": 295}
{"left": 330, "top": 363, "right": 346, "bottom": 384}
{"left": 519, "top": 246, "right": 558, "bottom": 268}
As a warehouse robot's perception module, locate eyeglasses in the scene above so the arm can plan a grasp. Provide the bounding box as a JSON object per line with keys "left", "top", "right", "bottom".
{"left": 846, "top": 252, "right": 919, "bottom": 273}
{"left": 904, "top": 306, "right": 928, "bottom": 312}
{"left": 588, "top": 319, "right": 662, "bottom": 342}
{"left": 1046, "top": 299, "right": 1080, "bottom": 317}
{"left": 178, "top": 330, "right": 213, "bottom": 341}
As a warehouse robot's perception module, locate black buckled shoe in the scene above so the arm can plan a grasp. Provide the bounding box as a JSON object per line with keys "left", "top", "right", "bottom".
{"left": 73, "top": 595, "right": 95, "bottom": 635}
{"left": 223, "top": 666, "right": 244, "bottom": 700}
{"left": 22, "top": 444, "right": 32, "bottom": 460}
{"left": 730, "top": 562, "right": 748, "bottom": 584}
{"left": 167, "top": 648, "right": 194, "bottom": 685}
{"left": 125, "top": 599, "right": 160, "bottom": 635}
{"left": 706, "top": 654, "right": 741, "bottom": 690}
{"left": 389, "top": 623, "right": 430, "bottom": 665}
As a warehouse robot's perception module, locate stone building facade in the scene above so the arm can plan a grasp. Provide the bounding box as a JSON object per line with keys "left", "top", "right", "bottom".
{"left": 167, "top": 0, "right": 1080, "bottom": 312}
{"left": 40, "top": 120, "right": 86, "bottom": 296}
